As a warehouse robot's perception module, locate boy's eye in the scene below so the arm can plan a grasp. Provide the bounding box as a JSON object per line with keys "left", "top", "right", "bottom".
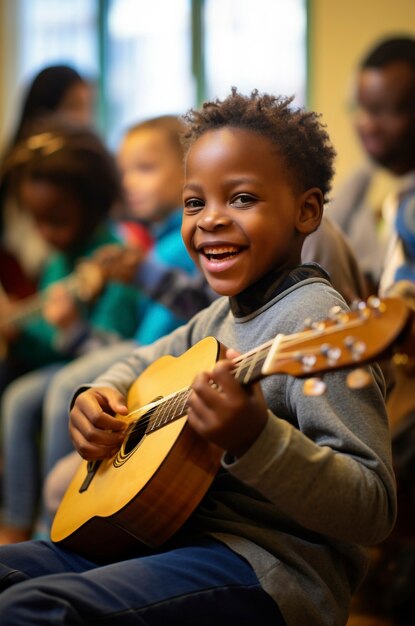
{"left": 134, "top": 163, "right": 156, "bottom": 173}
{"left": 184, "top": 198, "right": 204, "bottom": 212}
{"left": 232, "top": 194, "right": 256, "bottom": 207}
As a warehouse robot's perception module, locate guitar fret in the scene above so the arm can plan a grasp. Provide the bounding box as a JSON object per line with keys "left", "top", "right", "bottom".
{"left": 243, "top": 350, "right": 260, "bottom": 384}
{"left": 168, "top": 393, "right": 181, "bottom": 424}
{"left": 147, "top": 388, "right": 191, "bottom": 432}
{"left": 157, "top": 396, "right": 171, "bottom": 427}
{"left": 233, "top": 348, "right": 268, "bottom": 385}
{"left": 149, "top": 405, "right": 163, "bottom": 430}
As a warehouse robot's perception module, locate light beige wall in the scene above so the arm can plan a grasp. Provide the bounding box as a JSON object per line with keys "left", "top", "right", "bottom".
{"left": 0, "top": 0, "right": 20, "bottom": 152}
{"left": 308, "top": 0, "right": 415, "bottom": 191}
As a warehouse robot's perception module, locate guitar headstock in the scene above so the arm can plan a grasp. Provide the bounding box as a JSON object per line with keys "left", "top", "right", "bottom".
{"left": 262, "top": 296, "right": 412, "bottom": 380}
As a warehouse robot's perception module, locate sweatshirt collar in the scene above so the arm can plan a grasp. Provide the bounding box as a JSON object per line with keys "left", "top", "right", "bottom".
{"left": 229, "top": 263, "right": 330, "bottom": 318}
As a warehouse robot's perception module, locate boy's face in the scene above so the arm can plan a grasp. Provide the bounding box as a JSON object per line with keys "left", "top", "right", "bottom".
{"left": 182, "top": 127, "right": 316, "bottom": 296}
{"left": 20, "top": 179, "right": 84, "bottom": 251}
{"left": 117, "top": 128, "right": 184, "bottom": 223}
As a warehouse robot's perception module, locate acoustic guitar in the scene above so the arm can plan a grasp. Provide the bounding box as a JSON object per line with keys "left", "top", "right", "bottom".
{"left": 51, "top": 296, "right": 413, "bottom": 560}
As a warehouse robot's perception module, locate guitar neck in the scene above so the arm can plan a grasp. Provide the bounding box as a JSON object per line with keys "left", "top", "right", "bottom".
{"left": 141, "top": 341, "right": 275, "bottom": 435}
{"left": 141, "top": 296, "right": 413, "bottom": 435}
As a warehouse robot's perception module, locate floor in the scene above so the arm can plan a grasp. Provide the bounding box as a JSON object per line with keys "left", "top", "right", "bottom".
{"left": 347, "top": 616, "right": 399, "bottom": 626}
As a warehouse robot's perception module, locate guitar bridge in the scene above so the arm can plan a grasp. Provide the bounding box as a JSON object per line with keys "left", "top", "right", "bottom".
{"left": 79, "top": 460, "right": 101, "bottom": 492}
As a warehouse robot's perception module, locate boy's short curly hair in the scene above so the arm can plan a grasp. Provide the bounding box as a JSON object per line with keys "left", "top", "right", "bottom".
{"left": 182, "top": 88, "right": 336, "bottom": 203}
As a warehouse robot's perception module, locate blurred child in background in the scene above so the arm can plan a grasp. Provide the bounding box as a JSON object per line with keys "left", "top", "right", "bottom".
{"left": 0, "top": 64, "right": 95, "bottom": 286}
{"left": 0, "top": 120, "right": 140, "bottom": 543}
{"left": 1, "top": 115, "right": 201, "bottom": 543}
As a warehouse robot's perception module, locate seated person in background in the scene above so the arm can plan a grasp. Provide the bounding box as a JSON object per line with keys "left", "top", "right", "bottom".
{"left": 379, "top": 190, "right": 415, "bottom": 428}
{"left": 0, "top": 64, "right": 95, "bottom": 283}
{"left": 0, "top": 248, "right": 36, "bottom": 301}
{"left": 0, "top": 120, "right": 141, "bottom": 543}
{"left": 1, "top": 115, "right": 201, "bottom": 543}
{"left": 0, "top": 89, "right": 396, "bottom": 626}
{"left": 349, "top": 257, "right": 415, "bottom": 622}
{"left": 328, "top": 36, "right": 415, "bottom": 293}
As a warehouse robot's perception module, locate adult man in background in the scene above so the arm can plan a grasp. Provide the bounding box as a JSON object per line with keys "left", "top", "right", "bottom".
{"left": 329, "top": 36, "right": 415, "bottom": 294}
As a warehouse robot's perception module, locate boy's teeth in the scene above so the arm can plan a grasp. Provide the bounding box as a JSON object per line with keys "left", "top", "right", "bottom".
{"left": 204, "top": 246, "right": 239, "bottom": 254}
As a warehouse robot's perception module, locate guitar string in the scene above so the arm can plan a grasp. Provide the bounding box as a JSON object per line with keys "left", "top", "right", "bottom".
{"left": 123, "top": 344, "right": 274, "bottom": 428}
{"left": 119, "top": 312, "right": 368, "bottom": 434}
{"left": 121, "top": 338, "right": 350, "bottom": 432}
{"left": 122, "top": 321, "right": 352, "bottom": 423}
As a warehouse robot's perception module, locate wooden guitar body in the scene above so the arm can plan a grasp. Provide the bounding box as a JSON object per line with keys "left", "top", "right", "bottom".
{"left": 51, "top": 336, "right": 222, "bottom": 560}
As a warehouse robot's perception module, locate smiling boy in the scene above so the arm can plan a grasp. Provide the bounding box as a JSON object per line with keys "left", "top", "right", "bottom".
{"left": 0, "top": 90, "right": 396, "bottom": 626}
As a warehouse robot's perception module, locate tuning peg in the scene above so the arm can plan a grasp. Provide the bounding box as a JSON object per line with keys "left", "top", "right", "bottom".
{"left": 303, "top": 317, "right": 313, "bottom": 330}
{"left": 303, "top": 377, "right": 326, "bottom": 396}
{"left": 351, "top": 300, "right": 366, "bottom": 312}
{"left": 302, "top": 318, "right": 327, "bottom": 331}
{"left": 328, "top": 305, "right": 343, "bottom": 320}
{"left": 300, "top": 354, "right": 318, "bottom": 371}
{"left": 343, "top": 337, "right": 367, "bottom": 360}
{"left": 320, "top": 343, "right": 342, "bottom": 365}
{"left": 366, "top": 295, "right": 386, "bottom": 315}
{"left": 346, "top": 368, "right": 372, "bottom": 389}
{"left": 366, "top": 295, "right": 381, "bottom": 309}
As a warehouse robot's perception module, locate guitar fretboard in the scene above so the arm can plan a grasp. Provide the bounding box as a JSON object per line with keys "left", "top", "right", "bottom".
{"left": 144, "top": 345, "right": 271, "bottom": 433}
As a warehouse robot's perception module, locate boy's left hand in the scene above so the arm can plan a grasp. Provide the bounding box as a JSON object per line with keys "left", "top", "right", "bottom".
{"left": 186, "top": 348, "right": 269, "bottom": 458}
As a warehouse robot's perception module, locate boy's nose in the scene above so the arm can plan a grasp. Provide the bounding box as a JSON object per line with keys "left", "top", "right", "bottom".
{"left": 197, "top": 206, "right": 231, "bottom": 231}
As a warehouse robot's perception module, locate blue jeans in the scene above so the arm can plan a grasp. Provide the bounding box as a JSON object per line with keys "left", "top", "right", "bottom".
{"left": 1, "top": 363, "right": 65, "bottom": 528}
{"left": 0, "top": 538, "right": 285, "bottom": 625}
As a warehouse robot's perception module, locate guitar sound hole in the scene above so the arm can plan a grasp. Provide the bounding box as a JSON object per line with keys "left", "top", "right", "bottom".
{"left": 123, "top": 401, "right": 161, "bottom": 456}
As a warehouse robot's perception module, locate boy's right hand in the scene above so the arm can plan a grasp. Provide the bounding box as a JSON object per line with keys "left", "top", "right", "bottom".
{"left": 69, "top": 387, "right": 128, "bottom": 460}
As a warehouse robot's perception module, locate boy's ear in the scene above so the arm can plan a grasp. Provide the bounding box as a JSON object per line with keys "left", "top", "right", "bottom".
{"left": 296, "top": 187, "right": 324, "bottom": 234}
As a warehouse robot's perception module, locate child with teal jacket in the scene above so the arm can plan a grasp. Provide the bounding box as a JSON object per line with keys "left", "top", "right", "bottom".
{"left": 10, "top": 222, "right": 140, "bottom": 370}
{"left": 0, "top": 122, "right": 141, "bottom": 379}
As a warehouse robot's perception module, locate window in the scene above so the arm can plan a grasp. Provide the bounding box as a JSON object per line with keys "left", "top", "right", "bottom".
{"left": 105, "top": 0, "right": 193, "bottom": 146}
{"left": 16, "top": 0, "right": 307, "bottom": 147}
{"left": 204, "top": 0, "right": 306, "bottom": 104}
{"left": 19, "top": 0, "right": 98, "bottom": 83}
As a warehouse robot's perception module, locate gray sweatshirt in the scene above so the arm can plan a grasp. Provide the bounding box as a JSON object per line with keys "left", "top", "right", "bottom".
{"left": 92, "top": 274, "right": 396, "bottom": 626}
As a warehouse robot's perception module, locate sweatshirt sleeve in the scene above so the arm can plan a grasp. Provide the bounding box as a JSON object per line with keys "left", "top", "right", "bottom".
{"left": 223, "top": 363, "right": 397, "bottom": 546}
{"left": 89, "top": 309, "right": 208, "bottom": 396}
